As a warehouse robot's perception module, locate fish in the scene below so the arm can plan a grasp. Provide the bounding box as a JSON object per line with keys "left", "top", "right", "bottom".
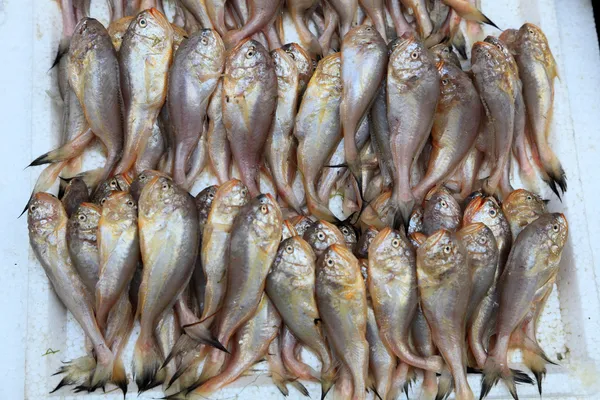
{"left": 316, "top": 244, "right": 369, "bottom": 400}
{"left": 222, "top": 0, "right": 283, "bottom": 48}
{"left": 196, "top": 185, "right": 219, "bottom": 235}
{"left": 417, "top": 229, "right": 474, "bottom": 400}
{"left": 206, "top": 0, "right": 228, "bottom": 36}
{"left": 60, "top": 177, "right": 89, "bottom": 217}
{"left": 318, "top": 0, "right": 339, "bottom": 55}
{"left": 91, "top": 175, "right": 131, "bottom": 205}
{"left": 223, "top": 39, "right": 277, "bottom": 197}
{"left": 407, "top": 205, "right": 424, "bottom": 236}
{"left": 365, "top": 304, "right": 395, "bottom": 400}
{"left": 368, "top": 227, "right": 444, "bottom": 372}
{"left": 387, "top": 35, "right": 440, "bottom": 223}
{"left": 413, "top": 61, "right": 482, "bottom": 201}
{"left": 359, "top": 0, "right": 388, "bottom": 42}
{"left": 471, "top": 41, "right": 517, "bottom": 198}
{"left": 303, "top": 219, "right": 346, "bottom": 257}
{"left": 96, "top": 192, "right": 139, "bottom": 333}
{"left": 480, "top": 213, "right": 567, "bottom": 399}
{"left": 514, "top": 23, "right": 566, "bottom": 194}
{"left": 441, "top": 0, "right": 498, "bottom": 29}
{"left": 168, "top": 29, "right": 225, "bottom": 186}
{"left": 369, "top": 84, "right": 395, "bottom": 187}
{"left": 28, "top": 193, "right": 117, "bottom": 391}
{"left": 266, "top": 236, "right": 335, "bottom": 397}
{"left": 338, "top": 222, "right": 358, "bottom": 252}
{"left": 280, "top": 326, "right": 321, "bottom": 382}
{"left": 115, "top": 9, "right": 174, "bottom": 176}
{"left": 155, "top": 308, "right": 181, "bottom": 390}
{"left": 295, "top": 53, "right": 343, "bottom": 222}
{"left": 266, "top": 48, "right": 303, "bottom": 213}
{"left": 328, "top": 0, "right": 358, "bottom": 37}
{"left": 430, "top": 43, "right": 462, "bottom": 67}
{"left": 451, "top": 146, "right": 484, "bottom": 200}
{"left": 187, "top": 295, "right": 282, "bottom": 396}
{"left": 400, "top": 0, "right": 433, "bottom": 38}
{"left": 206, "top": 80, "right": 231, "bottom": 184}
{"left": 411, "top": 305, "right": 439, "bottom": 400}
{"left": 287, "top": 0, "right": 321, "bottom": 54}
{"left": 359, "top": 190, "right": 395, "bottom": 230}
{"left": 266, "top": 332, "right": 311, "bottom": 396}
{"left": 289, "top": 215, "right": 313, "bottom": 236}
{"left": 422, "top": 186, "right": 462, "bottom": 235}
{"left": 134, "top": 176, "right": 208, "bottom": 391}
{"left": 66, "top": 203, "right": 101, "bottom": 298}
{"left": 108, "top": 16, "right": 135, "bottom": 51}
{"left": 198, "top": 194, "right": 282, "bottom": 382}
{"left": 502, "top": 189, "right": 548, "bottom": 238}
{"left": 67, "top": 18, "right": 123, "bottom": 189}
{"left": 341, "top": 25, "right": 388, "bottom": 191}
{"left": 355, "top": 226, "right": 379, "bottom": 259}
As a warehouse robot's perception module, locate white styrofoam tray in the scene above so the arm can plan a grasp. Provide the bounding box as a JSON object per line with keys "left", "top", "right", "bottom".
{"left": 1, "top": 0, "right": 600, "bottom": 398}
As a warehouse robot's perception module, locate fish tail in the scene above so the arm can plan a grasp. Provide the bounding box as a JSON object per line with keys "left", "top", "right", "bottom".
{"left": 321, "top": 366, "right": 336, "bottom": 400}
{"left": 421, "top": 369, "right": 439, "bottom": 400}
{"left": 480, "top": 356, "right": 533, "bottom": 400}
{"left": 87, "top": 347, "right": 115, "bottom": 392}
{"left": 184, "top": 321, "right": 229, "bottom": 353}
{"left": 276, "top": 180, "right": 304, "bottom": 215}
{"left": 436, "top": 368, "right": 453, "bottom": 400}
{"left": 452, "top": 29, "right": 468, "bottom": 59}
{"left": 291, "top": 380, "right": 310, "bottom": 397}
{"left": 133, "top": 334, "right": 164, "bottom": 392}
{"left": 270, "top": 372, "right": 290, "bottom": 397}
{"left": 111, "top": 356, "right": 128, "bottom": 397}
{"left": 456, "top": 3, "right": 500, "bottom": 29}
{"left": 521, "top": 339, "right": 555, "bottom": 395}
{"left": 542, "top": 154, "right": 567, "bottom": 195}
{"left": 166, "top": 348, "right": 204, "bottom": 390}
{"left": 306, "top": 187, "right": 339, "bottom": 223}
{"left": 388, "top": 362, "right": 409, "bottom": 400}
{"left": 49, "top": 356, "right": 96, "bottom": 393}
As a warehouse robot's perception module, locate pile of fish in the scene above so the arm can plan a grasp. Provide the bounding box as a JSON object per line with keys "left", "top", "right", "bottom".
{"left": 25, "top": 0, "right": 570, "bottom": 399}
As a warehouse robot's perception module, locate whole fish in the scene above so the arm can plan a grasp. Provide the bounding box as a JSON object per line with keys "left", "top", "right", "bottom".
{"left": 68, "top": 18, "right": 123, "bottom": 188}
{"left": 502, "top": 189, "right": 548, "bottom": 238}
{"left": 61, "top": 177, "right": 89, "bottom": 217}
{"left": 471, "top": 41, "right": 516, "bottom": 198}
{"left": 368, "top": 227, "right": 444, "bottom": 372}
{"left": 266, "top": 48, "right": 303, "bottom": 213}
{"left": 303, "top": 219, "right": 346, "bottom": 257}
{"left": 387, "top": 35, "right": 440, "bottom": 223}
{"left": 341, "top": 25, "right": 388, "bottom": 190}
{"left": 222, "top": 0, "right": 283, "bottom": 48}
{"left": 514, "top": 23, "right": 566, "bottom": 194}
{"left": 188, "top": 295, "right": 282, "bottom": 396}
{"left": 400, "top": 0, "right": 433, "bottom": 38}
{"left": 199, "top": 194, "right": 282, "bottom": 382}
{"left": 417, "top": 229, "right": 474, "bottom": 400}
{"left": 422, "top": 186, "right": 462, "bottom": 235}
{"left": 134, "top": 176, "right": 208, "bottom": 391}
{"left": 223, "top": 39, "right": 277, "bottom": 197}
{"left": 481, "top": 213, "right": 567, "bottom": 399}
{"left": 197, "top": 180, "right": 249, "bottom": 332}
{"left": 115, "top": 9, "right": 174, "bottom": 176}
{"left": 328, "top": 0, "right": 357, "bottom": 37}
{"left": 206, "top": 80, "right": 231, "bottom": 184}
{"left": 96, "top": 192, "right": 139, "bottom": 332}
{"left": 266, "top": 236, "right": 335, "bottom": 397}
{"left": 295, "top": 53, "right": 342, "bottom": 222}
{"left": 67, "top": 203, "right": 101, "bottom": 298}
{"left": 316, "top": 245, "right": 369, "bottom": 400}
{"left": 168, "top": 29, "right": 225, "bottom": 186}
{"left": 28, "top": 193, "right": 117, "bottom": 391}
{"left": 413, "top": 61, "right": 482, "bottom": 201}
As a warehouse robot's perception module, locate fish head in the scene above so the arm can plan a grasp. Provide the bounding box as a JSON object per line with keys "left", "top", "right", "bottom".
{"left": 369, "top": 227, "right": 414, "bottom": 275}
{"left": 227, "top": 39, "right": 273, "bottom": 80}
{"left": 337, "top": 223, "right": 358, "bottom": 252}
{"left": 471, "top": 41, "right": 505, "bottom": 75}
{"left": 388, "top": 35, "right": 437, "bottom": 84}
{"left": 126, "top": 8, "right": 173, "bottom": 52}
{"left": 108, "top": 16, "right": 135, "bottom": 51}
{"left": 463, "top": 195, "right": 509, "bottom": 238}
{"left": 484, "top": 36, "right": 512, "bottom": 60}
{"left": 316, "top": 53, "right": 342, "bottom": 80}
{"left": 344, "top": 25, "right": 386, "bottom": 50}
{"left": 281, "top": 43, "right": 314, "bottom": 92}
{"left": 498, "top": 29, "right": 519, "bottom": 47}
{"left": 517, "top": 23, "right": 548, "bottom": 49}
{"left": 129, "top": 170, "right": 169, "bottom": 202}
{"left": 28, "top": 193, "right": 67, "bottom": 238}
{"left": 418, "top": 229, "right": 467, "bottom": 281}
{"left": 281, "top": 220, "right": 298, "bottom": 240}
{"left": 271, "top": 48, "right": 299, "bottom": 89}
{"left": 430, "top": 44, "right": 461, "bottom": 67}
{"left": 192, "top": 29, "right": 226, "bottom": 73}
{"left": 213, "top": 179, "right": 249, "bottom": 216}
{"left": 409, "top": 232, "right": 427, "bottom": 250}
{"left": 290, "top": 215, "right": 313, "bottom": 237}
{"left": 502, "top": 189, "right": 547, "bottom": 227}
{"left": 195, "top": 185, "right": 219, "bottom": 225}
{"left": 138, "top": 175, "right": 181, "bottom": 217}
{"left": 101, "top": 191, "right": 137, "bottom": 223}
{"left": 424, "top": 187, "right": 462, "bottom": 232}
{"left": 70, "top": 18, "right": 109, "bottom": 61}
{"left": 407, "top": 206, "right": 424, "bottom": 236}
{"left": 437, "top": 61, "right": 466, "bottom": 104}
{"left": 318, "top": 244, "right": 361, "bottom": 288}
{"left": 68, "top": 202, "right": 101, "bottom": 237}
{"left": 355, "top": 226, "right": 379, "bottom": 259}
{"left": 273, "top": 236, "right": 316, "bottom": 277}
{"left": 248, "top": 194, "right": 284, "bottom": 241}
{"left": 457, "top": 222, "right": 498, "bottom": 266}
{"left": 303, "top": 220, "right": 346, "bottom": 257}
{"left": 537, "top": 213, "right": 568, "bottom": 255}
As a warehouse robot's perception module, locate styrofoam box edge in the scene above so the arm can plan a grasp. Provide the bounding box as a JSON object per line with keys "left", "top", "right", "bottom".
{"left": 1, "top": 0, "right": 600, "bottom": 398}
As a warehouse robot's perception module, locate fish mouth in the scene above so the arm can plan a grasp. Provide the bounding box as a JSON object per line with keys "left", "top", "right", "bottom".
{"left": 436, "top": 60, "right": 445, "bottom": 71}
{"left": 329, "top": 243, "right": 354, "bottom": 263}
{"left": 425, "top": 229, "right": 448, "bottom": 250}
{"left": 146, "top": 175, "right": 161, "bottom": 189}
{"left": 221, "top": 179, "right": 243, "bottom": 192}
{"left": 294, "top": 236, "right": 315, "bottom": 256}
{"left": 457, "top": 222, "right": 485, "bottom": 239}
{"left": 557, "top": 213, "right": 568, "bottom": 230}
{"left": 370, "top": 227, "right": 392, "bottom": 249}
{"left": 148, "top": 8, "right": 171, "bottom": 31}
{"left": 463, "top": 196, "right": 485, "bottom": 223}
{"left": 80, "top": 202, "right": 102, "bottom": 212}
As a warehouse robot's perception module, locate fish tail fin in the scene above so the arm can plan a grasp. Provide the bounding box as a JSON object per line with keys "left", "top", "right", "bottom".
{"left": 61, "top": 154, "right": 84, "bottom": 178}
{"left": 111, "top": 356, "right": 128, "bottom": 397}
{"left": 436, "top": 368, "right": 453, "bottom": 400}
{"left": 271, "top": 372, "right": 290, "bottom": 397}
{"left": 321, "top": 367, "right": 336, "bottom": 400}
{"left": 459, "top": 4, "right": 500, "bottom": 29}
{"left": 166, "top": 348, "right": 205, "bottom": 390}
{"left": 452, "top": 29, "right": 468, "bottom": 59}
{"left": 527, "top": 135, "right": 563, "bottom": 199}
{"left": 184, "top": 321, "right": 229, "bottom": 353}
{"left": 133, "top": 334, "right": 164, "bottom": 393}
{"left": 290, "top": 380, "right": 310, "bottom": 397}
{"left": 88, "top": 348, "right": 115, "bottom": 392}
{"left": 306, "top": 188, "right": 339, "bottom": 223}
{"left": 49, "top": 356, "right": 96, "bottom": 393}
{"left": 421, "top": 370, "right": 439, "bottom": 400}
{"left": 388, "top": 362, "right": 410, "bottom": 400}
{"left": 480, "top": 356, "right": 533, "bottom": 400}
{"left": 542, "top": 155, "right": 567, "bottom": 196}
{"left": 392, "top": 198, "right": 413, "bottom": 230}
{"left": 276, "top": 180, "right": 304, "bottom": 215}
{"left": 522, "top": 342, "right": 555, "bottom": 395}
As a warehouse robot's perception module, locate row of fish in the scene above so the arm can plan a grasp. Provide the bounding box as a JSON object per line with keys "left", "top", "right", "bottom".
{"left": 29, "top": 172, "right": 568, "bottom": 399}
{"left": 25, "top": 0, "right": 571, "bottom": 399}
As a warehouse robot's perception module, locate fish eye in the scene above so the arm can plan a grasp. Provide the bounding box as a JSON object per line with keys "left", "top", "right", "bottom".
{"left": 317, "top": 231, "right": 326, "bottom": 241}
{"left": 478, "top": 236, "right": 487, "bottom": 245}
{"left": 365, "top": 26, "right": 372, "bottom": 32}
{"left": 440, "top": 200, "right": 448, "bottom": 208}
{"left": 528, "top": 29, "right": 534, "bottom": 34}
{"left": 260, "top": 204, "right": 269, "bottom": 214}
{"left": 139, "top": 18, "right": 147, "bottom": 28}
{"left": 201, "top": 37, "right": 209, "bottom": 45}
{"left": 443, "top": 245, "right": 451, "bottom": 254}
{"left": 208, "top": 192, "right": 215, "bottom": 199}
{"left": 246, "top": 46, "right": 256, "bottom": 58}
{"left": 30, "top": 205, "right": 37, "bottom": 212}
{"left": 101, "top": 198, "right": 107, "bottom": 205}
{"left": 312, "top": 60, "right": 317, "bottom": 68}
{"left": 285, "top": 245, "right": 294, "bottom": 254}
{"left": 341, "top": 227, "right": 348, "bottom": 235}
{"left": 240, "top": 188, "right": 248, "bottom": 196}
{"left": 391, "top": 238, "right": 400, "bottom": 248}
{"left": 326, "top": 258, "right": 334, "bottom": 266}
{"left": 162, "top": 183, "right": 169, "bottom": 190}
{"left": 442, "top": 78, "right": 449, "bottom": 85}
{"left": 127, "top": 200, "right": 134, "bottom": 207}
{"left": 552, "top": 224, "right": 559, "bottom": 232}
{"left": 110, "top": 179, "right": 118, "bottom": 188}
{"left": 139, "top": 174, "right": 146, "bottom": 181}
{"left": 526, "top": 195, "right": 532, "bottom": 201}
{"left": 442, "top": 47, "right": 449, "bottom": 54}
{"left": 489, "top": 208, "right": 497, "bottom": 217}
{"left": 410, "top": 51, "right": 419, "bottom": 60}
{"left": 485, "top": 52, "right": 492, "bottom": 59}
{"left": 78, "top": 214, "right": 86, "bottom": 221}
